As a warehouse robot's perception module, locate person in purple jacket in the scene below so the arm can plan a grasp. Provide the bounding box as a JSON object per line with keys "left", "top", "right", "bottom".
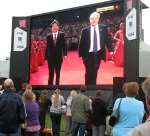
{"left": 23, "top": 90, "right": 41, "bottom": 136}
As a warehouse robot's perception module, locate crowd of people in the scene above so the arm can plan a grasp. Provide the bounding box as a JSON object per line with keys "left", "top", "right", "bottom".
{"left": 31, "top": 14, "right": 122, "bottom": 51}
{"left": 1, "top": 77, "right": 150, "bottom": 136}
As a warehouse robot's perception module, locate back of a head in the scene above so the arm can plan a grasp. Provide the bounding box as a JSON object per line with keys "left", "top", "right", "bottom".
{"left": 23, "top": 90, "right": 34, "bottom": 102}
{"left": 54, "top": 89, "right": 60, "bottom": 95}
{"left": 142, "top": 78, "right": 150, "bottom": 97}
{"left": 90, "top": 12, "right": 100, "bottom": 19}
{"left": 96, "top": 90, "right": 101, "bottom": 97}
{"left": 25, "top": 84, "right": 32, "bottom": 92}
{"left": 123, "top": 82, "right": 139, "bottom": 97}
{"left": 41, "top": 89, "right": 48, "bottom": 96}
{"left": 22, "top": 82, "right": 28, "bottom": 91}
{"left": 39, "top": 90, "right": 48, "bottom": 103}
{"left": 51, "top": 19, "right": 59, "bottom": 26}
{"left": 4, "top": 78, "right": 14, "bottom": 90}
{"left": 80, "top": 85, "right": 87, "bottom": 93}
{"left": 70, "top": 90, "right": 77, "bottom": 97}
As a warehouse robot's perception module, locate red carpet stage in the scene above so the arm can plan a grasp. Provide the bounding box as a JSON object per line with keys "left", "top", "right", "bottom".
{"left": 30, "top": 51, "right": 123, "bottom": 85}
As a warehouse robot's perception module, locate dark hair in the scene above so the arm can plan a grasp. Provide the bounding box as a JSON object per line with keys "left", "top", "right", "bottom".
{"left": 80, "top": 85, "right": 87, "bottom": 93}
{"left": 39, "top": 90, "right": 48, "bottom": 104}
{"left": 96, "top": 91, "right": 101, "bottom": 96}
{"left": 51, "top": 19, "right": 59, "bottom": 26}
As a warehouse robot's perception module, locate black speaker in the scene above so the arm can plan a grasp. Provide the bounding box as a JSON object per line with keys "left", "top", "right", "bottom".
{"left": 0, "top": 77, "right": 7, "bottom": 90}
{"left": 12, "top": 77, "right": 23, "bottom": 92}
{"left": 113, "top": 77, "right": 125, "bottom": 103}
{"left": 0, "top": 77, "right": 7, "bottom": 84}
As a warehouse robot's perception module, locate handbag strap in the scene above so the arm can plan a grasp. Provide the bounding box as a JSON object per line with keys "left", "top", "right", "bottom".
{"left": 117, "top": 98, "right": 122, "bottom": 117}
{"left": 117, "top": 98, "right": 122, "bottom": 110}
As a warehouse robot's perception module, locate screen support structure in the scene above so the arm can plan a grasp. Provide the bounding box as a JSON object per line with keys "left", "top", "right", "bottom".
{"left": 124, "top": 0, "right": 140, "bottom": 82}
{"left": 10, "top": 17, "right": 31, "bottom": 82}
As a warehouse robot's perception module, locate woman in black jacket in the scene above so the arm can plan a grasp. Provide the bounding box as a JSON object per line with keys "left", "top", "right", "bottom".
{"left": 91, "top": 91, "right": 107, "bottom": 136}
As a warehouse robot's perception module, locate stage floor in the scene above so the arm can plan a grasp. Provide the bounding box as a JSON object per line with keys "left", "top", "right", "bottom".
{"left": 30, "top": 51, "right": 123, "bottom": 85}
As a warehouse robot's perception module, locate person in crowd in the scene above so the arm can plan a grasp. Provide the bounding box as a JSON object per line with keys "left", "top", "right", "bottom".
{"left": 78, "top": 12, "right": 113, "bottom": 85}
{"left": 0, "top": 78, "right": 26, "bottom": 136}
{"left": 38, "top": 90, "right": 51, "bottom": 131}
{"left": 91, "top": 91, "right": 107, "bottom": 136}
{"left": 113, "top": 22, "right": 124, "bottom": 67}
{"left": 65, "top": 90, "right": 77, "bottom": 135}
{"left": 86, "top": 96, "right": 93, "bottom": 136}
{"left": 24, "top": 84, "right": 36, "bottom": 101}
{"left": 23, "top": 90, "right": 41, "bottom": 136}
{"left": 0, "top": 83, "right": 4, "bottom": 95}
{"left": 71, "top": 86, "right": 91, "bottom": 136}
{"left": 50, "top": 89, "right": 65, "bottom": 136}
{"left": 25, "top": 84, "right": 33, "bottom": 91}
{"left": 112, "top": 82, "right": 145, "bottom": 136}
{"left": 18, "top": 82, "right": 28, "bottom": 96}
{"left": 45, "top": 19, "right": 67, "bottom": 85}
{"left": 128, "top": 78, "right": 150, "bottom": 136}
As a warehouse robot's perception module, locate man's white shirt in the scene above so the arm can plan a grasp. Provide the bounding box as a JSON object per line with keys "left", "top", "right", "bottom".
{"left": 89, "top": 25, "right": 101, "bottom": 52}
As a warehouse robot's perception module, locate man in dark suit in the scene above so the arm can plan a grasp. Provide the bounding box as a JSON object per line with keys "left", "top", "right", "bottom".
{"left": 45, "top": 20, "right": 67, "bottom": 85}
{"left": 79, "top": 12, "right": 113, "bottom": 85}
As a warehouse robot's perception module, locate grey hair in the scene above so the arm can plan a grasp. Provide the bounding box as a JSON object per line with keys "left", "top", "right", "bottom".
{"left": 89, "top": 12, "right": 100, "bottom": 19}
{"left": 4, "top": 78, "right": 14, "bottom": 89}
{"left": 142, "top": 78, "right": 150, "bottom": 96}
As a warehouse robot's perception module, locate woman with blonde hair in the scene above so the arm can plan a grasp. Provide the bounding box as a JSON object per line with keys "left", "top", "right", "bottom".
{"left": 50, "top": 89, "right": 65, "bottom": 136}
{"left": 65, "top": 90, "right": 77, "bottom": 135}
{"left": 112, "top": 82, "right": 145, "bottom": 136}
{"left": 24, "top": 84, "right": 36, "bottom": 101}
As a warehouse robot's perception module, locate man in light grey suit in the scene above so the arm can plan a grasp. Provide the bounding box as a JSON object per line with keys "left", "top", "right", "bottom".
{"left": 128, "top": 78, "right": 150, "bottom": 136}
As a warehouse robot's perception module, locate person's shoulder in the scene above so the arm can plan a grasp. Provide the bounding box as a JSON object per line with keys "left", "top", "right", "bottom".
{"left": 115, "top": 97, "right": 122, "bottom": 102}
{"left": 72, "top": 94, "right": 81, "bottom": 100}
{"left": 82, "top": 26, "right": 90, "bottom": 32}
{"left": 137, "top": 99, "right": 145, "bottom": 106}
{"left": 83, "top": 94, "right": 89, "bottom": 100}
{"left": 59, "top": 31, "right": 64, "bottom": 34}
{"left": 47, "top": 32, "right": 52, "bottom": 37}
{"left": 129, "top": 122, "right": 150, "bottom": 136}
{"left": 98, "top": 24, "right": 108, "bottom": 30}
{"left": 94, "top": 97, "right": 106, "bottom": 104}
{"left": 14, "top": 92, "right": 23, "bottom": 100}
{"left": 60, "top": 95, "right": 64, "bottom": 99}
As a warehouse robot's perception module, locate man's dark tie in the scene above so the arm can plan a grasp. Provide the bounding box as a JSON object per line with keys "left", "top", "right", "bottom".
{"left": 93, "top": 28, "right": 98, "bottom": 52}
{"left": 53, "top": 33, "right": 57, "bottom": 45}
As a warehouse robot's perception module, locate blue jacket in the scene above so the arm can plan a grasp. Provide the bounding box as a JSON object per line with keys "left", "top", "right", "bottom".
{"left": 112, "top": 97, "right": 145, "bottom": 136}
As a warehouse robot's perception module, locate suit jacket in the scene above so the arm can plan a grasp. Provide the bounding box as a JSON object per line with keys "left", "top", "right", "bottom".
{"left": 78, "top": 24, "right": 113, "bottom": 60}
{"left": 45, "top": 31, "right": 67, "bottom": 62}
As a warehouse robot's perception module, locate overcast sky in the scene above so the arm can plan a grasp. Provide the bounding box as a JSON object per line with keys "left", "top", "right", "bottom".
{"left": 0, "top": 0, "right": 149, "bottom": 60}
